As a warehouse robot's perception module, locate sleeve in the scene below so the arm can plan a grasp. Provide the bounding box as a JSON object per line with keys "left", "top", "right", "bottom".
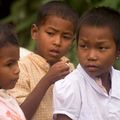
{"left": 9, "top": 61, "right": 31, "bottom": 105}
{"left": 53, "top": 74, "right": 82, "bottom": 120}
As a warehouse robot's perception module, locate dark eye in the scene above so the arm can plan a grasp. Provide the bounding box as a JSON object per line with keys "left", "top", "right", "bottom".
{"left": 6, "top": 62, "right": 14, "bottom": 67}
{"left": 6, "top": 61, "right": 18, "bottom": 67}
{"left": 79, "top": 43, "right": 88, "bottom": 49}
{"left": 46, "top": 31, "right": 54, "bottom": 36}
{"left": 63, "top": 35, "right": 73, "bottom": 40}
{"left": 99, "top": 46, "right": 107, "bottom": 51}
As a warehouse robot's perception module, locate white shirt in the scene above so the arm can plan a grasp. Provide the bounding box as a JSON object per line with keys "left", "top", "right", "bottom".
{"left": 20, "top": 47, "right": 31, "bottom": 58}
{"left": 53, "top": 64, "right": 120, "bottom": 120}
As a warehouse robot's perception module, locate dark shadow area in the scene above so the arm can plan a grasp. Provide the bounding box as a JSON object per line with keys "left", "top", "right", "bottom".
{"left": 0, "top": 0, "right": 14, "bottom": 19}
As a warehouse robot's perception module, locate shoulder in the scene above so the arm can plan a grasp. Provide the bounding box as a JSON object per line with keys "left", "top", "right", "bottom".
{"left": 111, "top": 67, "right": 120, "bottom": 87}
{"left": 54, "top": 64, "right": 83, "bottom": 93}
{"left": 19, "top": 52, "right": 39, "bottom": 68}
{"left": 111, "top": 67, "right": 120, "bottom": 98}
{"left": 18, "top": 53, "right": 38, "bottom": 75}
{"left": 112, "top": 67, "right": 120, "bottom": 78}
{"left": 53, "top": 65, "right": 83, "bottom": 119}
{"left": 18, "top": 55, "right": 32, "bottom": 71}
{"left": 56, "top": 66, "right": 80, "bottom": 82}
{"left": 112, "top": 67, "right": 120, "bottom": 82}
{"left": 18, "top": 52, "right": 50, "bottom": 77}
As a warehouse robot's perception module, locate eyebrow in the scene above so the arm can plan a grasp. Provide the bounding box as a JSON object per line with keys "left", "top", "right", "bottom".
{"left": 47, "top": 26, "right": 73, "bottom": 35}
{"left": 47, "top": 26, "right": 58, "bottom": 31}
{"left": 79, "top": 37, "right": 111, "bottom": 42}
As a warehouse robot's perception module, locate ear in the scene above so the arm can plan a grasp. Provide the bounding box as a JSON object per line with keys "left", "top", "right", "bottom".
{"left": 31, "top": 24, "right": 39, "bottom": 40}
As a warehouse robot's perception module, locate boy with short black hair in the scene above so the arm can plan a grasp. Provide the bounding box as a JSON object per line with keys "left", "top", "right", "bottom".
{"left": 53, "top": 7, "right": 120, "bottom": 120}
{"left": 9, "top": 1, "right": 78, "bottom": 120}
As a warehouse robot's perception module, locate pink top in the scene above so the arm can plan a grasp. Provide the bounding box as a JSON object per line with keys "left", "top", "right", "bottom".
{"left": 0, "top": 89, "right": 26, "bottom": 120}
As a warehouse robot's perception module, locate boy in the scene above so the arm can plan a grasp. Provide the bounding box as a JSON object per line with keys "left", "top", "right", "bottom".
{"left": 53, "top": 7, "right": 120, "bottom": 120}
{"left": 9, "top": 1, "right": 78, "bottom": 120}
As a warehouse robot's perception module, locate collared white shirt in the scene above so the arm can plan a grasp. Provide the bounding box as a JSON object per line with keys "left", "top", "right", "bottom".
{"left": 53, "top": 64, "right": 120, "bottom": 120}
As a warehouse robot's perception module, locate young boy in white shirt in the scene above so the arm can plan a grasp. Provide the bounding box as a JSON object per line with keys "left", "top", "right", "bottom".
{"left": 53, "top": 7, "right": 120, "bottom": 120}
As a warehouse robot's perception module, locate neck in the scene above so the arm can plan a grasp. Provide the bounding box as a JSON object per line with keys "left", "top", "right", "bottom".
{"left": 99, "top": 73, "right": 111, "bottom": 94}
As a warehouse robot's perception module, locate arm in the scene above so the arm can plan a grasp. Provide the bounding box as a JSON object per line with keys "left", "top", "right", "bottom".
{"left": 55, "top": 114, "right": 72, "bottom": 120}
{"left": 20, "top": 61, "right": 70, "bottom": 120}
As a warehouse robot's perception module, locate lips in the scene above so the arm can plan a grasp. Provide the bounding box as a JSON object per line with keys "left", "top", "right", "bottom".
{"left": 86, "top": 64, "right": 98, "bottom": 72}
{"left": 49, "top": 49, "right": 60, "bottom": 57}
{"left": 11, "top": 78, "right": 18, "bottom": 84}
{"left": 8, "top": 78, "right": 18, "bottom": 89}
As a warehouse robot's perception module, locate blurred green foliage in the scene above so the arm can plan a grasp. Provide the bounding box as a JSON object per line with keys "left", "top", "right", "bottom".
{"left": 1, "top": 0, "right": 120, "bottom": 68}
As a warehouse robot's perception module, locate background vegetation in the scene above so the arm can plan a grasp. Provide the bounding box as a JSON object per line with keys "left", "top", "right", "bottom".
{"left": 1, "top": 0, "right": 120, "bottom": 68}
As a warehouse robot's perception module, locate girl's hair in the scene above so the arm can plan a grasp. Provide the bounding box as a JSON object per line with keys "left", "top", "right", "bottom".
{"left": 0, "top": 23, "right": 19, "bottom": 48}
{"left": 77, "top": 7, "right": 120, "bottom": 50}
{"left": 35, "top": 0, "right": 78, "bottom": 33}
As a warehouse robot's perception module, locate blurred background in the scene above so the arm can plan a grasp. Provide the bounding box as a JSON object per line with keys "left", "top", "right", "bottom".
{"left": 1, "top": 0, "right": 120, "bottom": 68}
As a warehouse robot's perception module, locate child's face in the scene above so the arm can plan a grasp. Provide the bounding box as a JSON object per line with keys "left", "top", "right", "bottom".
{"left": 77, "top": 25, "right": 118, "bottom": 78}
{"left": 0, "top": 44, "right": 19, "bottom": 89}
{"left": 31, "top": 15, "right": 74, "bottom": 65}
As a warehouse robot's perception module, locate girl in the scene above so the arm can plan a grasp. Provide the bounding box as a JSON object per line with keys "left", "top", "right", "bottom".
{"left": 0, "top": 23, "right": 26, "bottom": 120}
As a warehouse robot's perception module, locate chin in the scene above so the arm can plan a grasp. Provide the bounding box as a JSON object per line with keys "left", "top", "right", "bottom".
{"left": 6, "top": 85, "right": 15, "bottom": 90}
{"left": 7, "top": 82, "right": 17, "bottom": 90}
{"left": 48, "top": 59, "right": 59, "bottom": 65}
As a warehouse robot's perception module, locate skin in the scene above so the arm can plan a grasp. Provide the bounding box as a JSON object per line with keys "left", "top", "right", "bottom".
{"left": 0, "top": 44, "right": 19, "bottom": 89}
{"left": 77, "top": 25, "right": 118, "bottom": 90}
{"left": 20, "top": 15, "right": 75, "bottom": 120}
{"left": 55, "top": 26, "right": 120, "bottom": 120}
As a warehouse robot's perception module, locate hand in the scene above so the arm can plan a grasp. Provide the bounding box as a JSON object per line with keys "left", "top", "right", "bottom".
{"left": 45, "top": 61, "right": 70, "bottom": 84}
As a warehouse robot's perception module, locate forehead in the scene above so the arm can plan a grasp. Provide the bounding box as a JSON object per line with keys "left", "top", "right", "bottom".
{"left": 40, "top": 15, "right": 74, "bottom": 32}
{"left": 42, "top": 14, "right": 74, "bottom": 24}
{"left": 0, "top": 44, "right": 19, "bottom": 59}
{"left": 79, "top": 25, "right": 114, "bottom": 40}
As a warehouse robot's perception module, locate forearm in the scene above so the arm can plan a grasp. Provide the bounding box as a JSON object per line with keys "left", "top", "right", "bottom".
{"left": 20, "top": 76, "right": 51, "bottom": 120}
{"left": 55, "top": 114, "right": 72, "bottom": 120}
{"left": 20, "top": 61, "right": 70, "bottom": 120}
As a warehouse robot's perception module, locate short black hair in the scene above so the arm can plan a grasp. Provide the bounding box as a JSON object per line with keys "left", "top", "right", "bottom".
{"left": 35, "top": 0, "right": 78, "bottom": 34}
{"left": 0, "top": 23, "right": 19, "bottom": 48}
{"left": 77, "top": 7, "right": 120, "bottom": 50}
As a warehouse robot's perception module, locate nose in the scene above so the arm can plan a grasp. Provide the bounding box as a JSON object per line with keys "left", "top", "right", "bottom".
{"left": 53, "top": 36, "right": 61, "bottom": 47}
{"left": 13, "top": 64, "right": 20, "bottom": 75}
{"left": 87, "top": 49, "right": 97, "bottom": 61}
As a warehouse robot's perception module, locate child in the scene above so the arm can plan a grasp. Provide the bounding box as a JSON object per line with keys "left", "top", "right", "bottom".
{"left": 53, "top": 7, "right": 120, "bottom": 120}
{"left": 9, "top": 1, "right": 78, "bottom": 120}
{"left": 0, "top": 23, "right": 26, "bottom": 120}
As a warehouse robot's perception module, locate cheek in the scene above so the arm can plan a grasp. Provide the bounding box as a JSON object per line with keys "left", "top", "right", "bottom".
{"left": 0, "top": 71, "right": 6, "bottom": 79}
{"left": 64, "top": 41, "right": 73, "bottom": 48}
{"left": 77, "top": 49, "right": 85, "bottom": 60}
{"left": 36, "top": 40, "right": 48, "bottom": 51}
{"left": 102, "top": 55, "right": 115, "bottom": 67}
{"left": 0, "top": 74, "right": 9, "bottom": 88}
{"left": 103, "top": 50, "right": 116, "bottom": 63}
{"left": 62, "top": 42, "right": 72, "bottom": 53}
